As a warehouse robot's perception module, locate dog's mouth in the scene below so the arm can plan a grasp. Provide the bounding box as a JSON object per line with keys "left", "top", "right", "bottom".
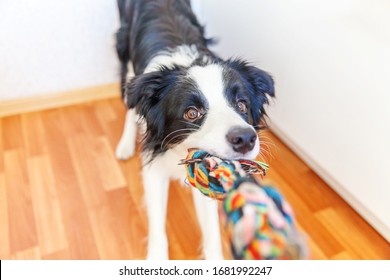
{"left": 179, "top": 148, "right": 269, "bottom": 176}
{"left": 188, "top": 148, "right": 259, "bottom": 161}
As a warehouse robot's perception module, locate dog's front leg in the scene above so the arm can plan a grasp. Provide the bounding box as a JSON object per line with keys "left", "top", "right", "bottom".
{"left": 116, "top": 109, "right": 137, "bottom": 160}
{"left": 142, "top": 159, "right": 170, "bottom": 260}
{"left": 192, "top": 189, "right": 224, "bottom": 260}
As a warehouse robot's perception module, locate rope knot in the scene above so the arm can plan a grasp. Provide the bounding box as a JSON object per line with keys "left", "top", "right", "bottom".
{"left": 179, "top": 148, "right": 269, "bottom": 200}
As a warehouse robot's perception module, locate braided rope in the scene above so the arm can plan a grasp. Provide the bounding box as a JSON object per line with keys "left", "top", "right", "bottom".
{"left": 181, "top": 149, "right": 306, "bottom": 260}
{"left": 180, "top": 149, "right": 268, "bottom": 200}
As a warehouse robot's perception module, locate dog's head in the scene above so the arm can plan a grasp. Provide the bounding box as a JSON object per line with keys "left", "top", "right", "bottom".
{"left": 125, "top": 59, "right": 274, "bottom": 161}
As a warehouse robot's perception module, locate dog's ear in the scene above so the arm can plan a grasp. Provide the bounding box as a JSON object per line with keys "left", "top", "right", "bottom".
{"left": 228, "top": 59, "right": 275, "bottom": 100}
{"left": 246, "top": 65, "right": 275, "bottom": 99}
{"left": 227, "top": 59, "right": 275, "bottom": 126}
{"left": 124, "top": 67, "right": 180, "bottom": 117}
{"left": 125, "top": 71, "right": 163, "bottom": 116}
{"left": 124, "top": 67, "right": 182, "bottom": 159}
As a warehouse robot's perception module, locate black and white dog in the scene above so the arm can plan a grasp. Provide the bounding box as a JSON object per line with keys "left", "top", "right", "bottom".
{"left": 115, "top": 0, "right": 274, "bottom": 259}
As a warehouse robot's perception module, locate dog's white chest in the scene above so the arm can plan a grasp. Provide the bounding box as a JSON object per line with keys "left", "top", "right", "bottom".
{"left": 150, "top": 149, "right": 188, "bottom": 183}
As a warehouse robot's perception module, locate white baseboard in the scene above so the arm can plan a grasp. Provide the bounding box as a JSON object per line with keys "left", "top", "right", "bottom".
{"left": 0, "top": 83, "right": 120, "bottom": 118}
{"left": 270, "top": 124, "right": 390, "bottom": 243}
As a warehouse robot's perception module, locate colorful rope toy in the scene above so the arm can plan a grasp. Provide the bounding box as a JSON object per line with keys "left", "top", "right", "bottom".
{"left": 180, "top": 149, "right": 307, "bottom": 260}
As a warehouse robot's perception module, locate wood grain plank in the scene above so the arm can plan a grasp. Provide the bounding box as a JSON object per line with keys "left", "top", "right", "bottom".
{"left": 88, "top": 204, "right": 133, "bottom": 260}
{"left": 4, "top": 149, "right": 38, "bottom": 254}
{"left": 41, "top": 109, "right": 80, "bottom": 192}
{"left": 94, "top": 137, "right": 127, "bottom": 191}
{"left": 42, "top": 249, "right": 71, "bottom": 260}
{"left": 2, "top": 115, "right": 23, "bottom": 150}
{"left": 315, "top": 208, "right": 390, "bottom": 259}
{"left": 305, "top": 233, "right": 327, "bottom": 260}
{"left": 335, "top": 205, "right": 390, "bottom": 259}
{"left": 79, "top": 104, "right": 105, "bottom": 137}
{"left": 57, "top": 186, "right": 100, "bottom": 259}
{"left": 28, "top": 155, "right": 67, "bottom": 255}
{"left": 10, "top": 246, "right": 41, "bottom": 260}
{"left": 116, "top": 152, "right": 151, "bottom": 258}
{"left": 107, "top": 188, "right": 148, "bottom": 260}
{"left": 0, "top": 173, "right": 10, "bottom": 259}
{"left": 99, "top": 99, "right": 128, "bottom": 149}
{"left": 0, "top": 120, "right": 4, "bottom": 172}
{"left": 109, "top": 98, "right": 127, "bottom": 121}
{"left": 118, "top": 150, "right": 144, "bottom": 203}
{"left": 59, "top": 106, "right": 85, "bottom": 135}
{"left": 67, "top": 133, "right": 107, "bottom": 209}
{"left": 21, "top": 112, "right": 47, "bottom": 156}
{"left": 331, "top": 251, "right": 358, "bottom": 260}
{"left": 41, "top": 108, "right": 99, "bottom": 259}
{"left": 60, "top": 103, "right": 106, "bottom": 138}
{"left": 93, "top": 99, "right": 118, "bottom": 124}
{"left": 67, "top": 132, "right": 132, "bottom": 258}
{"left": 67, "top": 133, "right": 128, "bottom": 259}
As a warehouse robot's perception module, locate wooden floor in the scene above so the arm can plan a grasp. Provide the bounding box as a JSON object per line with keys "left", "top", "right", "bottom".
{"left": 0, "top": 97, "right": 389, "bottom": 260}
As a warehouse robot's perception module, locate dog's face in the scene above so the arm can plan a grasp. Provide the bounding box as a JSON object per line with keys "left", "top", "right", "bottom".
{"left": 125, "top": 59, "right": 274, "bottom": 160}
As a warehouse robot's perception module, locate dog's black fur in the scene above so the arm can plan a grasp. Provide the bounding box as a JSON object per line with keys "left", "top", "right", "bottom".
{"left": 116, "top": 0, "right": 216, "bottom": 88}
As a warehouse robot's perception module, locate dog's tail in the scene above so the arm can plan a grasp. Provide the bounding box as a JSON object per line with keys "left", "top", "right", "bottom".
{"left": 116, "top": 0, "right": 134, "bottom": 98}
{"left": 116, "top": 0, "right": 131, "bottom": 63}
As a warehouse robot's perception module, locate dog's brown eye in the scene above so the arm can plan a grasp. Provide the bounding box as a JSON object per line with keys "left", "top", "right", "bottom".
{"left": 237, "top": 101, "right": 248, "bottom": 113}
{"left": 184, "top": 107, "right": 201, "bottom": 121}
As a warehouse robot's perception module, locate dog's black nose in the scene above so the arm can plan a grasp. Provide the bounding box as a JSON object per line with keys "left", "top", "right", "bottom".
{"left": 226, "top": 127, "right": 257, "bottom": 154}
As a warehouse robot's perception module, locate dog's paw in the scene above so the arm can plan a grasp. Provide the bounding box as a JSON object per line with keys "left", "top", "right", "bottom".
{"left": 115, "top": 137, "right": 135, "bottom": 160}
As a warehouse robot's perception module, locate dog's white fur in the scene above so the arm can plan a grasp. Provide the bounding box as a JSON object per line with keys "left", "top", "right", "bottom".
{"left": 116, "top": 45, "right": 259, "bottom": 259}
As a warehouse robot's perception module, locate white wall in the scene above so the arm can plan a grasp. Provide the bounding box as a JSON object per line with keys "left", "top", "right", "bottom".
{"left": 198, "top": 0, "right": 390, "bottom": 241}
{"left": 0, "top": 0, "right": 120, "bottom": 100}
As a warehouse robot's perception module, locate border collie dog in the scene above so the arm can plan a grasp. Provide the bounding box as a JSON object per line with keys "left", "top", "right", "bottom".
{"left": 116, "top": 0, "right": 274, "bottom": 259}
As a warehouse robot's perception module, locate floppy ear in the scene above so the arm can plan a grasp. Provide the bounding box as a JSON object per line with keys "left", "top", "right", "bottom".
{"left": 124, "top": 67, "right": 182, "bottom": 160}
{"left": 227, "top": 59, "right": 275, "bottom": 100}
{"left": 125, "top": 71, "right": 164, "bottom": 116}
{"left": 244, "top": 65, "right": 275, "bottom": 125}
{"left": 227, "top": 59, "right": 275, "bottom": 126}
{"left": 246, "top": 65, "right": 275, "bottom": 99}
{"left": 124, "top": 66, "right": 181, "bottom": 117}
